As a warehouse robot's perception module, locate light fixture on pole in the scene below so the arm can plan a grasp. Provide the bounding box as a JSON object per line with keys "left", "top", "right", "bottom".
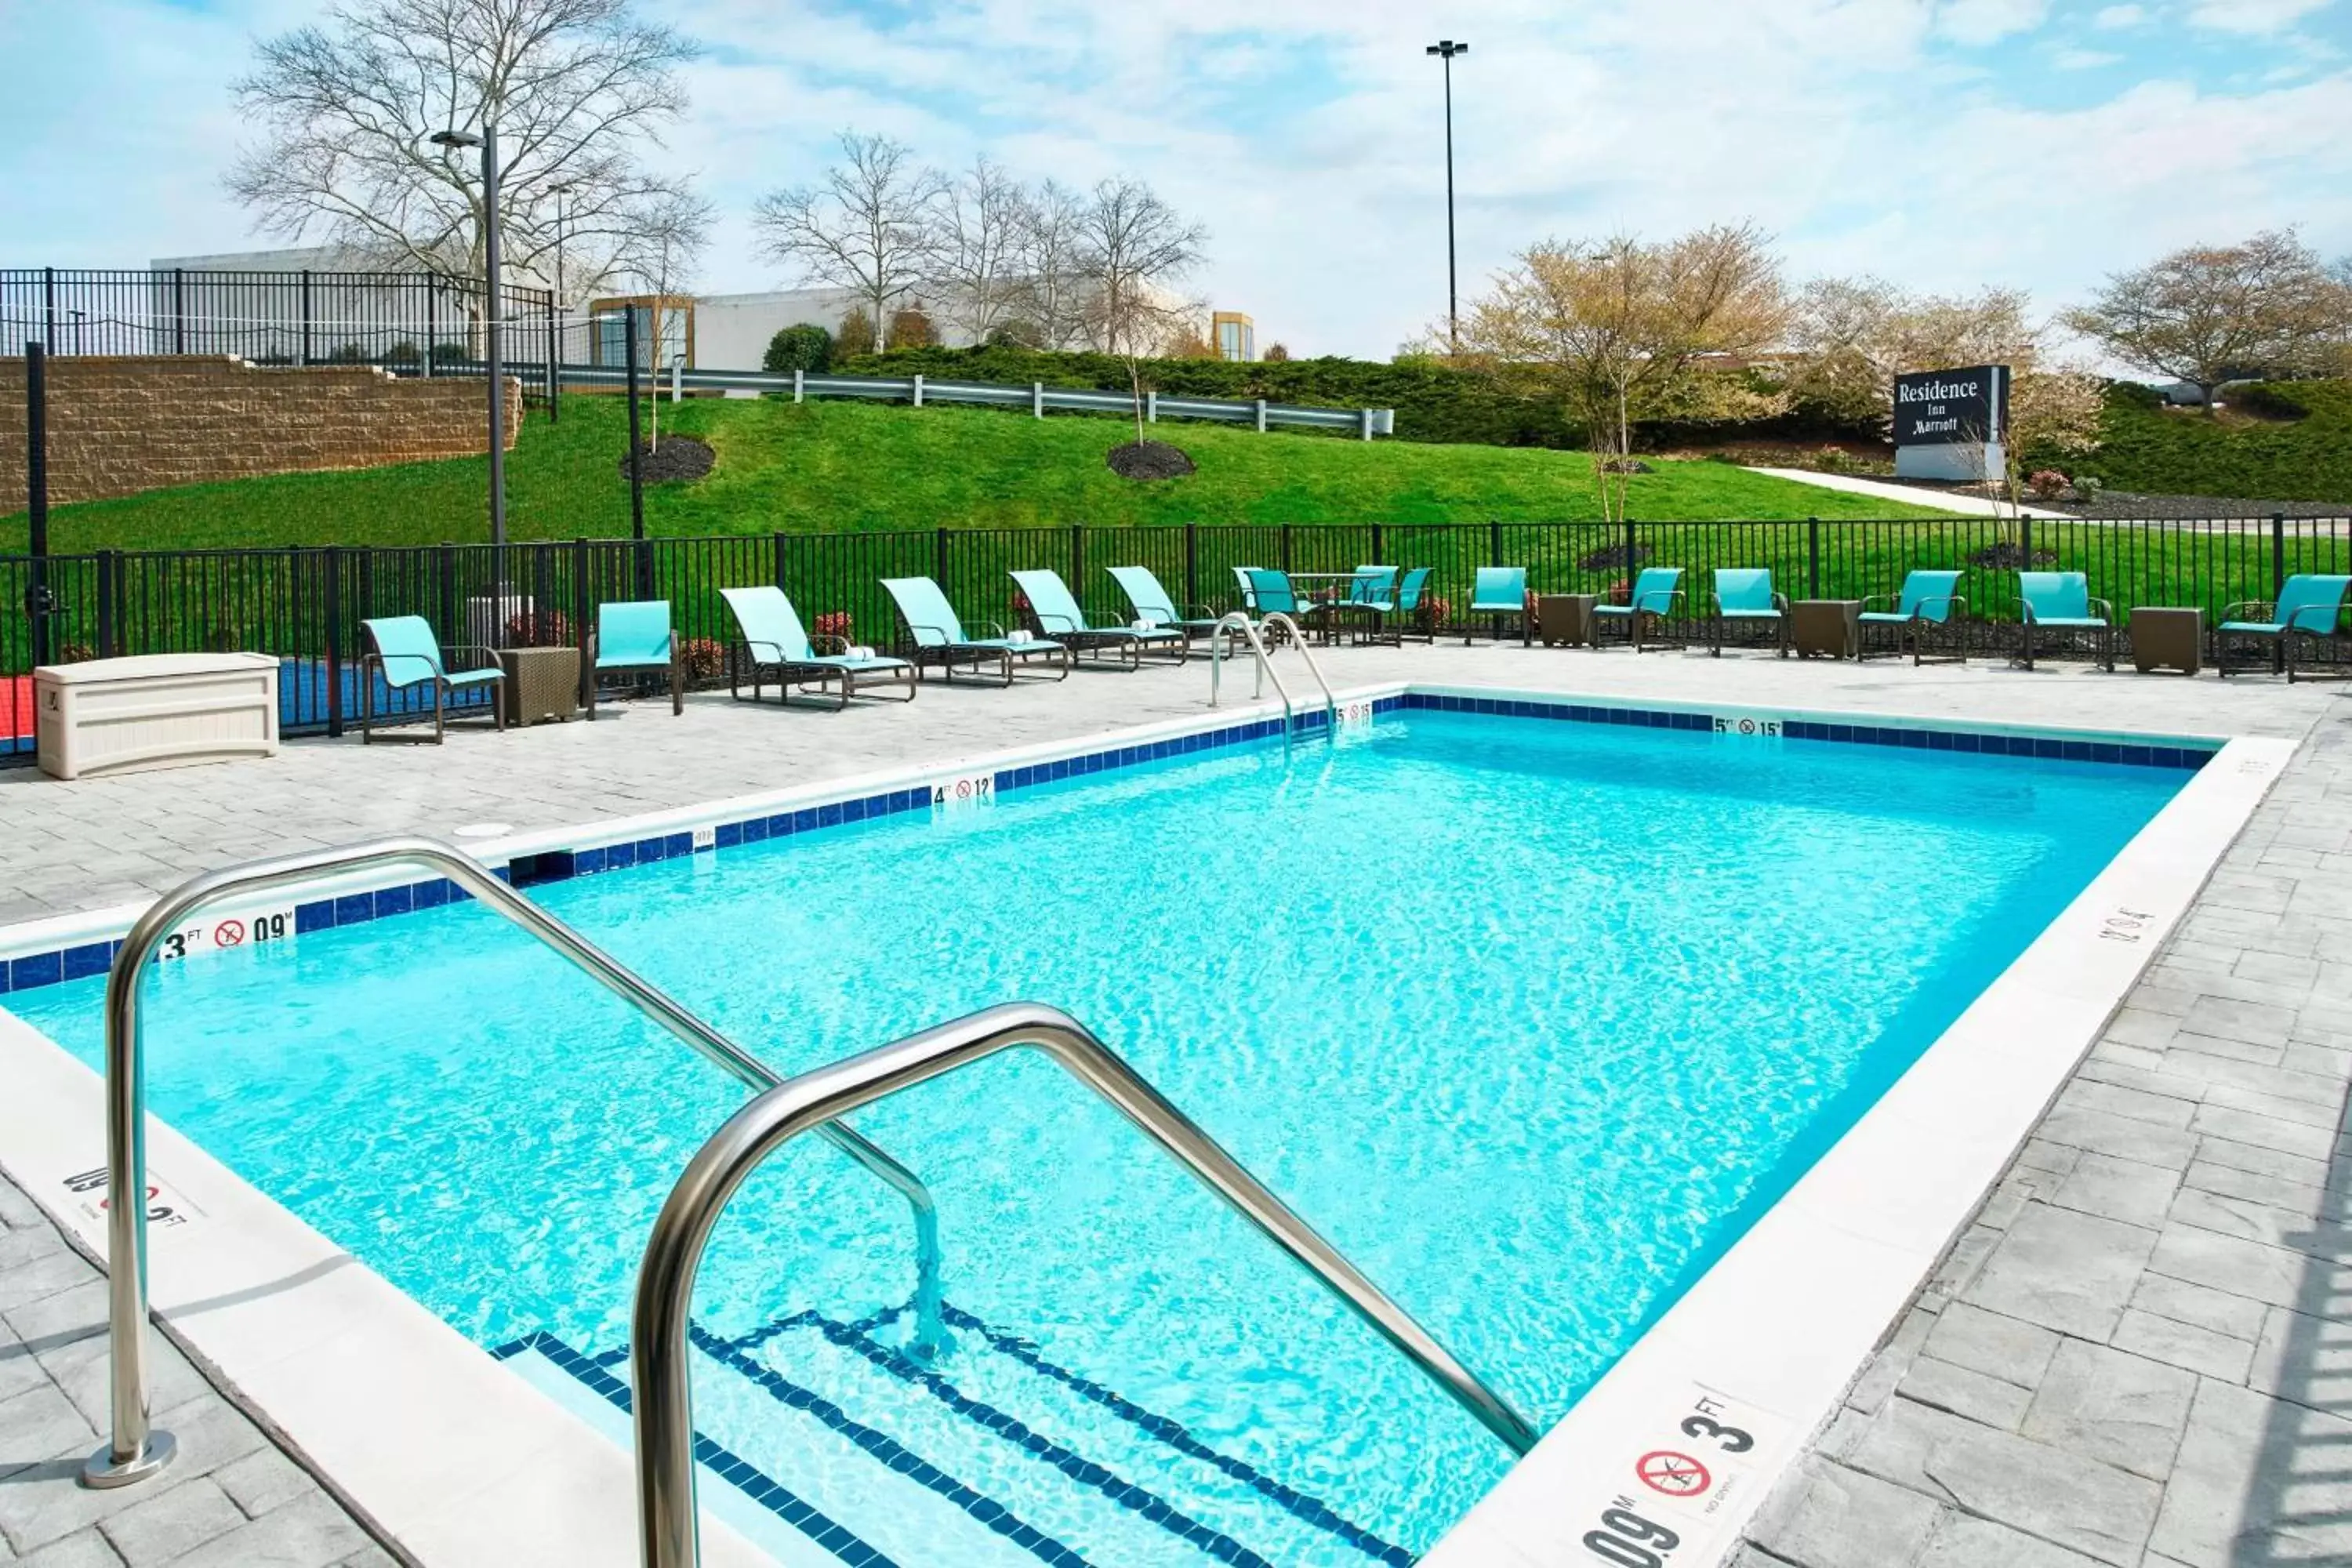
{"left": 1425, "top": 38, "right": 1469, "bottom": 353}
{"left": 430, "top": 125, "right": 506, "bottom": 549}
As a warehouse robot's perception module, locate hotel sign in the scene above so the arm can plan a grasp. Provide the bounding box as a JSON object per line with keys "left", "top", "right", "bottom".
{"left": 1894, "top": 366, "right": 2007, "bottom": 448}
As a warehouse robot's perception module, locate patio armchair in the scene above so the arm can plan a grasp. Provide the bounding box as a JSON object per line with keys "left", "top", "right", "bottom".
{"left": 1107, "top": 566, "right": 1225, "bottom": 646}
{"left": 586, "top": 599, "right": 684, "bottom": 720}
{"left": 1010, "top": 569, "right": 1188, "bottom": 670}
{"left": 1593, "top": 567, "right": 1686, "bottom": 652}
{"left": 1333, "top": 565, "right": 1401, "bottom": 643}
{"left": 1388, "top": 568, "right": 1436, "bottom": 645}
{"left": 358, "top": 615, "right": 505, "bottom": 743}
{"left": 1709, "top": 568, "right": 1788, "bottom": 658}
{"left": 882, "top": 576, "right": 1071, "bottom": 685}
{"left": 1858, "top": 570, "right": 1969, "bottom": 665}
{"left": 2216, "top": 575, "right": 2352, "bottom": 681}
{"left": 2016, "top": 572, "right": 2114, "bottom": 672}
{"left": 1462, "top": 566, "right": 1530, "bottom": 645}
{"left": 719, "top": 586, "right": 916, "bottom": 710}
{"left": 1235, "top": 568, "right": 1333, "bottom": 643}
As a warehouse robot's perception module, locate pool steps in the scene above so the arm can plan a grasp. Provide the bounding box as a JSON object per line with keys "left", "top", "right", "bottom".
{"left": 498, "top": 1298, "right": 1406, "bottom": 1568}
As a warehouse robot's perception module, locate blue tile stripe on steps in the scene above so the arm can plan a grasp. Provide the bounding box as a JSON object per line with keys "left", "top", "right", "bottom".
{"left": 488, "top": 1331, "right": 901, "bottom": 1568}
{"left": 933, "top": 1304, "right": 1414, "bottom": 1568}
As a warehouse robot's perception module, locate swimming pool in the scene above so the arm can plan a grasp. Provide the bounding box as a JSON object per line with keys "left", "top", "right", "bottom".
{"left": 3, "top": 703, "right": 2194, "bottom": 1565}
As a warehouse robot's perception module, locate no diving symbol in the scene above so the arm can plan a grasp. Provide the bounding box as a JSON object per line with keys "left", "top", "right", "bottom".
{"left": 212, "top": 919, "right": 245, "bottom": 948}
{"left": 955, "top": 779, "right": 973, "bottom": 800}
{"left": 1735, "top": 717, "right": 1759, "bottom": 736}
{"left": 1636, "top": 1450, "right": 1710, "bottom": 1497}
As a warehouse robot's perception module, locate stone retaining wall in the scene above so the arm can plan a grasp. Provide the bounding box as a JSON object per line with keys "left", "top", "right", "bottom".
{"left": 0, "top": 355, "right": 520, "bottom": 507}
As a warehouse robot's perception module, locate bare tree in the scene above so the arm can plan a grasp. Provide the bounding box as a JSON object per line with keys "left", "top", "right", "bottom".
{"left": 228, "top": 0, "right": 699, "bottom": 293}
{"left": 1008, "top": 180, "right": 1091, "bottom": 350}
{"left": 2065, "top": 230, "right": 2352, "bottom": 411}
{"left": 1460, "top": 226, "right": 1786, "bottom": 522}
{"left": 1783, "top": 278, "right": 2042, "bottom": 430}
{"left": 1074, "top": 179, "right": 1207, "bottom": 446}
{"left": 929, "top": 157, "right": 1026, "bottom": 343}
{"left": 753, "top": 132, "right": 944, "bottom": 350}
{"left": 615, "top": 185, "right": 711, "bottom": 452}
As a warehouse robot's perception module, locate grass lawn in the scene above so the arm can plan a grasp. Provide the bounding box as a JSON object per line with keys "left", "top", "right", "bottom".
{"left": 0, "top": 395, "right": 1955, "bottom": 554}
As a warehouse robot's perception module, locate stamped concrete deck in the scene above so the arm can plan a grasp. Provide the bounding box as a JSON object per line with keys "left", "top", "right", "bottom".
{"left": 0, "top": 1168, "right": 387, "bottom": 1566}
{"left": 0, "top": 638, "right": 2344, "bottom": 1568}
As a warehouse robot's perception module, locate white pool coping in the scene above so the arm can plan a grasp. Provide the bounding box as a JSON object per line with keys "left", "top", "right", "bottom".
{"left": 0, "top": 682, "right": 2282, "bottom": 1568}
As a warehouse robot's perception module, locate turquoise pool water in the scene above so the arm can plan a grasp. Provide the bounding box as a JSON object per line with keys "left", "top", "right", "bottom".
{"left": 5, "top": 711, "right": 2187, "bottom": 1564}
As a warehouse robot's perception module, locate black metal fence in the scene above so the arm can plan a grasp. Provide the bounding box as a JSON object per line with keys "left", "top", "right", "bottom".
{"left": 2, "top": 267, "right": 561, "bottom": 398}
{"left": 4, "top": 514, "right": 2347, "bottom": 761}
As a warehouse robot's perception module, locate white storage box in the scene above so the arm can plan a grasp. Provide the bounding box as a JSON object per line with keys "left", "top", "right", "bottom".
{"left": 34, "top": 653, "right": 281, "bottom": 781}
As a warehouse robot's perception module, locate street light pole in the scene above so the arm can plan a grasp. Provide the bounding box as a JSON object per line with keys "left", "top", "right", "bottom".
{"left": 1425, "top": 39, "right": 1469, "bottom": 354}
{"left": 430, "top": 123, "right": 506, "bottom": 550}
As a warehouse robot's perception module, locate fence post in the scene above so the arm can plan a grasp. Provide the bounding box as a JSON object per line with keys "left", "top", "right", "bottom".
{"left": 1491, "top": 518, "right": 1504, "bottom": 567}
{"left": 1807, "top": 516, "right": 1820, "bottom": 600}
{"left": 299, "top": 270, "right": 313, "bottom": 366}
{"left": 1372, "top": 522, "right": 1385, "bottom": 568}
{"left": 772, "top": 531, "right": 789, "bottom": 590}
{"left": 624, "top": 306, "right": 646, "bottom": 550}
{"left": 323, "top": 546, "right": 344, "bottom": 738}
{"left": 1255, "top": 397, "right": 1267, "bottom": 434}
{"left": 793, "top": 368, "right": 804, "bottom": 404}
{"left": 172, "top": 269, "right": 186, "bottom": 355}
{"left": 1033, "top": 381, "right": 1045, "bottom": 419}
{"left": 24, "top": 340, "right": 50, "bottom": 669}
{"left": 42, "top": 267, "right": 56, "bottom": 347}
{"left": 95, "top": 551, "right": 117, "bottom": 660}
{"left": 912, "top": 373, "right": 924, "bottom": 408}
{"left": 1147, "top": 390, "right": 1158, "bottom": 425}
{"left": 1621, "top": 517, "right": 1637, "bottom": 586}
{"left": 1359, "top": 408, "right": 1373, "bottom": 442}
{"left": 1280, "top": 523, "right": 1293, "bottom": 572}
{"left": 423, "top": 288, "right": 436, "bottom": 379}
{"left": 436, "top": 543, "right": 456, "bottom": 642}
{"left": 2273, "top": 510, "right": 2288, "bottom": 674}
{"left": 935, "top": 527, "right": 950, "bottom": 586}
{"left": 572, "top": 537, "right": 593, "bottom": 710}
{"left": 1185, "top": 522, "right": 1199, "bottom": 611}
{"left": 1070, "top": 524, "right": 1083, "bottom": 605}
{"left": 546, "top": 295, "right": 560, "bottom": 422}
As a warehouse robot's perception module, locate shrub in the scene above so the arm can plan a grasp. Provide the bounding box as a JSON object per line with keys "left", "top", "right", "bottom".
{"left": 885, "top": 307, "right": 938, "bottom": 350}
{"left": 680, "top": 637, "right": 725, "bottom": 681}
{"left": 1264, "top": 343, "right": 1291, "bottom": 363}
{"left": 2027, "top": 469, "right": 2071, "bottom": 499}
{"left": 763, "top": 323, "right": 833, "bottom": 375}
{"left": 429, "top": 342, "right": 470, "bottom": 366}
{"left": 383, "top": 341, "right": 423, "bottom": 366}
{"left": 506, "top": 608, "right": 571, "bottom": 646}
{"left": 837, "top": 310, "right": 877, "bottom": 358}
{"left": 812, "top": 611, "right": 853, "bottom": 644}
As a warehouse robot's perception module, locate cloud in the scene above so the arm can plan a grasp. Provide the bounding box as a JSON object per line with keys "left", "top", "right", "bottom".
{"left": 2092, "top": 3, "right": 2151, "bottom": 24}
{"left": 2052, "top": 46, "right": 2125, "bottom": 66}
{"left": 2185, "top": 0, "right": 2337, "bottom": 31}
{"left": 5, "top": 0, "right": 2350, "bottom": 359}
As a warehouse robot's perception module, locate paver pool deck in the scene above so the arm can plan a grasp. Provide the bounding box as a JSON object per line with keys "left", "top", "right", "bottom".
{"left": 0, "top": 638, "right": 2345, "bottom": 1567}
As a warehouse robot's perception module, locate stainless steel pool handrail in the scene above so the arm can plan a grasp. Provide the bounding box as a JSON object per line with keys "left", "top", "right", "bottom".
{"left": 81, "top": 834, "right": 948, "bottom": 1492}
{"left": 633, "top": 1000, "right": 1539, "bottom": 1568}
{"left": 1209, "top": 612, "right": 1338, "bottom": 735}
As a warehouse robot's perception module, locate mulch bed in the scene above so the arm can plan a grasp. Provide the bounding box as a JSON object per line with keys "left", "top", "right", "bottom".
{"left": 1106, "top": 441, "right": 1196, "bottom": 481}
{"left": 619, "top": 435, "right": 716, "bottom": 484}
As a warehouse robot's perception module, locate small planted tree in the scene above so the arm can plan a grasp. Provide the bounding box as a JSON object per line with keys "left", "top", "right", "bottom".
{"left": 1076, "top": 178, "right": 1207, "bottom": 456}
{"left": 836, "top": 308, "right": 877, "bottom": 358}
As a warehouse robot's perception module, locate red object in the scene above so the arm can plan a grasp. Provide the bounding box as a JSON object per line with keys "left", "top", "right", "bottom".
{"left": 1636, "top": 1450, "right": 1711, "bottom": 1497}
{"left": 2, "top": 675, "right": 30, "bottom": 741}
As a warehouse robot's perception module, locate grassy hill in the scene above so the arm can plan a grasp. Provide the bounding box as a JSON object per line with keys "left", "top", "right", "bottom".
{"left": 2, "top": 394, "right": 1950, "bottom": 554}
{"left": 2062, "top": 381, "right": 2352, "bottom": 506}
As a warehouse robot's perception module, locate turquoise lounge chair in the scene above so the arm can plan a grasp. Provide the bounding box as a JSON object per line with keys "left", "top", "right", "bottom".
{"left": 1333, "top": 565, "right": 1401, "bottom": 642}
{"left": 1236, "top": 568, "right": 1331, "bottom": 642}
{"left": 1107, "top": 565, "right": 1224, "bottom": 645}
{"left": 587, "top": 599, "right": 683, "bottom": 720}
{"left": 1859, "top": 570, "right": 1968, "bottom": 665}
{"left": 1010, "top": 568, "right": 1187, "bottom": 670}
{"left": 358, "top": 614, "right": 505, "bottom": 743}
{"left": 1709, "top": 568, "right": 1788, "bottom": 658}
{"left": 1462, "top": 566, "right": 1529, "bottom": 645}
{"left": 2016, "top": 572, "right": 2114, "bottom": 672}
{"left": 2218, "top": 575, "right": 2352, "bottom": 681}
{"left": 881, "top": 575, "right": 1070, "bottom": 685}
{"left": 1388, "top": 567, "right": 1436, "bottom": 645}
{"left": 1592, "top": 566, "right": 1684, "bottom": 652}
{"left": 719, "top": 586, "right": 916, "bottom": 709}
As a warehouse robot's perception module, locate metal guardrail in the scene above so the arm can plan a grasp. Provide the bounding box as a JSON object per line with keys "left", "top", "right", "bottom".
{"left": 632, "top": 1000, "right": 1539, "bottom": 1568}
{"left": 461, "top": 360, "right": 1396, "bottom": 438}
{"left": 81, "top": 836, "right": 949, "bottom": 1492}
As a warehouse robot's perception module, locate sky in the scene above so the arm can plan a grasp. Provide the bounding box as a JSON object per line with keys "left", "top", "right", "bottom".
{"left": 4, "top": 0, "right": 2349, "bottom": 359}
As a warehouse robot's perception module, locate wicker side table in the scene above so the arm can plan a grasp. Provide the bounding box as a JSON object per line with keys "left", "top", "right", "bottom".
{"left": 498, "top": 645, "right": 583, "bottom": 725}
{"left": 2129, "top": 608, "right": 2202, "bottom": 676}
{"left": 1791, "top": 600, "right": 1861, "bottom": 659}
{"left": 1537, "top": 593, "right": 1598, "bottom": 648}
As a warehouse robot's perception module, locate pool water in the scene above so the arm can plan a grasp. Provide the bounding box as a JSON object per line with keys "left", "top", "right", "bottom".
{"left": 6, "top": 712, "right": 2187, "bottom": 1564}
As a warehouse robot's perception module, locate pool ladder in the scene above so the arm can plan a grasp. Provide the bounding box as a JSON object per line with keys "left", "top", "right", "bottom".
{"left": 80, "top": 836, "right": 952, "bottom": 1494}
{"left": 633, "top": 1001, "right": 1541, "bottom": 1568}
{"left": 1208, "top": 611, "right": 1339, "bottom": 740}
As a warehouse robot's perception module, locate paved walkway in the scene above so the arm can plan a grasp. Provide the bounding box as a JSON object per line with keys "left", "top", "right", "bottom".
{"left": 1739, "top": 703, "right": 2352, "bottom": 1568}
{"left": 1741, "top": 468, "right": 2071, "bottom": 518}
{"left": 0, "top": 641, "right": 2327, "bottom": 924}
{"left": 0, "top": 1168, "right": 388, "bottom": 1566}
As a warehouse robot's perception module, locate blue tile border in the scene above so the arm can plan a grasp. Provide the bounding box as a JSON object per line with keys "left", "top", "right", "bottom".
{"left": 0, "top": 690, "right": 2215, "bottom": 1000}
{"left": 489, "top": 1331, "right": 902, "bottom": 1568}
